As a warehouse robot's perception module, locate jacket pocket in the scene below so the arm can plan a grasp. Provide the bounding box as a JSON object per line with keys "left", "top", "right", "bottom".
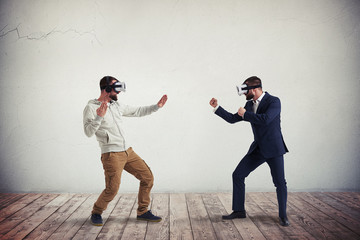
{"left": 96, "top": 130, "right": 109, "bottom": 144}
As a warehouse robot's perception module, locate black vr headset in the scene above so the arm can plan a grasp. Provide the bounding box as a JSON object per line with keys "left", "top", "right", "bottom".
{"left": 101, "top": 76, "right": 126, "bottom": 93}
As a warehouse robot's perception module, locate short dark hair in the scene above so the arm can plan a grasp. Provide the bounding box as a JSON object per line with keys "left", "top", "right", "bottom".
{"left": 244, "top": 76, "right": 262, "bottom": 88}
{"left": 99, "top": 76, "right": 118, "bottom": 90}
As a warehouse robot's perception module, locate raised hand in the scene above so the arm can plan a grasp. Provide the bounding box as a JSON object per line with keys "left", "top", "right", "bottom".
{"left": 157, "top": 95, "right": 168, "bottom": 108}
{"left": 96, "top": 102, "right": 108, "bottom": 117}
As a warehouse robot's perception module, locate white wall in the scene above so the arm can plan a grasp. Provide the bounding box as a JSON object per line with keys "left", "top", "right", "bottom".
{"left": 0, "top": 0, "right": 359, "bottom": 193}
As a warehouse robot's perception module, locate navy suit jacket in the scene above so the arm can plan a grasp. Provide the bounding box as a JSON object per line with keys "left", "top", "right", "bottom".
{"left": 215, "top": 92, "right": 288, "bottom": 158}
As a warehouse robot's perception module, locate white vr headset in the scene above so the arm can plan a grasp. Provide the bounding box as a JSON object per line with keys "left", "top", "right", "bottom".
{"left": 102, "top": 79, "right": 126, "bottom": 93}
{"left": 112, "top": 81, "right": 126, "bottom": 93}
{"left": 236, "top": 83, "right": 262, "bottom": 96}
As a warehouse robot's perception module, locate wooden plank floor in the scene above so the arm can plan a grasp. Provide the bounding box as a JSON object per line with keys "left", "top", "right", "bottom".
{"left": 0, "top": 192, "right": 359, "bottom": 239}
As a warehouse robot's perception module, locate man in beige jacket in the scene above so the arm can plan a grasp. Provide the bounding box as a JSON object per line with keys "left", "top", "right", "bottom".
{"left": 83, "top": 76, "right": 167, "bottom": 226}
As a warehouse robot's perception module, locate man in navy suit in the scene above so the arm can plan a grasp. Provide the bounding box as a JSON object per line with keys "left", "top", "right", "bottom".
{"left": 209, "top": 76, "right": 289, "bottom": 226}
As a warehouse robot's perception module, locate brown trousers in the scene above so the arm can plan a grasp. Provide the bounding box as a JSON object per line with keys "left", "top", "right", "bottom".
{"left": 92, "top": 147, "right": 153, "bottom": 216}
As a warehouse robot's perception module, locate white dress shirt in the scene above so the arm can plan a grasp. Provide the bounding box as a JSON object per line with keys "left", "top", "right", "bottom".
{"left": 252, "top": 91, "right": 265, "bottom": 113}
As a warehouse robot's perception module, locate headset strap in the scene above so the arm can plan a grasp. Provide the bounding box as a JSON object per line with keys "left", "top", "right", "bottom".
{"left": 242, "top": 84, "right": 262, "bottom": 90}
{"left": 100, "top": 79, "right": 119, "bottom": 89}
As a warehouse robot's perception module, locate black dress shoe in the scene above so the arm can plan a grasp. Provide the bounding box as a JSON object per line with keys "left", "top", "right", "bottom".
{"left": 222, "top": 211, "right": 246, "bottom": 220}
{"left": 279, "top": 217, "right": 290, "bottom": 226}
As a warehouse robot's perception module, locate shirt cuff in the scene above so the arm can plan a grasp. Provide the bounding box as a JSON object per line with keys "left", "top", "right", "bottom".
{"left": 213, "top": 105, "right": 220, "bottom": 112}
{"left": 95, "top": 114, "right": 104, "bottom": 122}
{"left": 153, "top": 104, "right": 160, "bottom": 111}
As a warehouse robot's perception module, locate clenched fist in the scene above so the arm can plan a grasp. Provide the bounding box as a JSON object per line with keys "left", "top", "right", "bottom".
{"left": 209, "top": 98, "right": 218, "bottom": 108}
{"left": 238, "top": 107, "right": 246, "bottom": 117}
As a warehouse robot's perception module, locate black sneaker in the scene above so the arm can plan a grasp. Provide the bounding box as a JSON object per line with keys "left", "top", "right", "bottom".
{"left": 137, "top": 210, "right": 162, "bottom": 222}
{"left": 91, "top": 214, "right": 103, "bottom": 226}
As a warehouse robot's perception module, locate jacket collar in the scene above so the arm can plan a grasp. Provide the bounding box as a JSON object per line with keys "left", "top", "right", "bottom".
{"left": 254, "top": 91, "right": 266, "bottom": 103}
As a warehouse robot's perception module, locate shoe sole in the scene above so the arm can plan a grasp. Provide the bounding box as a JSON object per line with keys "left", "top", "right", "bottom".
{"left": 222, "top": 216, "right": 246, "bottom": 220}
{"left": 280, "top": 223, "right": 290, "bottom": 227}
{"left": 136, "top": 218, "right": 162, "bottom": 222}
{"left": 91, "top": 222, "right": 103, "bottom": 226}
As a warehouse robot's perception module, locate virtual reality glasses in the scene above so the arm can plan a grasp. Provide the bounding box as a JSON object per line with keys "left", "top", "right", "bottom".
{"left": 112, "top": 81, "right": 126, "bottom": 93}
{"left": 236, "top": 83, "right": 262, "bottom": 96}
{"left": 101, "top": 80, "right": 126, "bottom": 93}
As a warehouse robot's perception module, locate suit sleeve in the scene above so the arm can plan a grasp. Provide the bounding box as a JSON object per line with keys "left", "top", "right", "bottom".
{"left": 243, "top": 97, "right": 281, "bottom": 125}
{"left": 214, "top": 106, "right": 243, "bottom": 124}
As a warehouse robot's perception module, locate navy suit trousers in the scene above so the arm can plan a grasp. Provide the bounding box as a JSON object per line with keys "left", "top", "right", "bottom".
{"left": 232, "top": 147, "right": 287, "bottom": 218}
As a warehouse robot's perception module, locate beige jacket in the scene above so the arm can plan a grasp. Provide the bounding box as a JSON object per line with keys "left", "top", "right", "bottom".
{"left": 83, "top": 99, "right": 159, "bottom": 153}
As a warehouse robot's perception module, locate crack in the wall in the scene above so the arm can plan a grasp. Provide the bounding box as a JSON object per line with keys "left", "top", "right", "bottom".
{"left": 0, "top": 24, "right": 102, "bottom": 45}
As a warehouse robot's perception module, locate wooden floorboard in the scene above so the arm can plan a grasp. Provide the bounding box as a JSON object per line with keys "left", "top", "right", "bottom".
{"left": 0, "top": 194, "right": 27, "bottom": 210}
{"left": 145, "top": 193, "right": 170, "bottom": 240}
{"left": 202, "top": 193, "right": 241, "bottom": 239}
{"left": 186, "top": 193, "right": 217, "bottom": 240}
{"left": 47, "top": 194, "right": 97, "bottom": 240}
{"left": 72, "top": 193, "right": 122, "bottom": 240}
{"left": 245, "top": 193, "right": 291, "bottom": 240}
{"left": 96, "top": 193, "right": 136, "bottom": 240}
{"left": 287, "top": 193, "right": 358, "bottom": 239}
{"left": 0, "top": 192, "right": 359, "bottom": 240}
{"left": 169, "top": 193, "right": 193, "bottom": 240}
{"left": 218, "top": 193, "right": 266, "bottom": 240}
{"left": 25, "top": 194, "right": 89, "bottom": 240}
{"left": 299, "top": 192, "right": 360, "bottom": 236}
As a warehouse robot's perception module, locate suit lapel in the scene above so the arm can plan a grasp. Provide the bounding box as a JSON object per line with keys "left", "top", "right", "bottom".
{"left": 256, "top": 92, "right": 269, "bottom": 113}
